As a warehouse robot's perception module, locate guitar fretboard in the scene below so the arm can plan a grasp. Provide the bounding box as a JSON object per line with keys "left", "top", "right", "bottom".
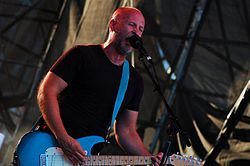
{"left": 84, "top": 155, "right": 152, "bottom": 165}
{"left": 41, "top": 154, "right": 152, "bottom": 166}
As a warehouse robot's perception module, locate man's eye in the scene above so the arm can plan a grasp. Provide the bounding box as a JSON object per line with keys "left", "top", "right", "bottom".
{"left": 129, "top": 23, "right": 135, "bottom": 26}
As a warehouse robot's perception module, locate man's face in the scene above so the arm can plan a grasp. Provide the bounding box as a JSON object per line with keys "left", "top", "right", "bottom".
{"left": 112, "top": 11, "right": 145, "bottom": 55}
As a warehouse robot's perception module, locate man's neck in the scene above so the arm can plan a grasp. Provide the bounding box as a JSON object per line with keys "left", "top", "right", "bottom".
{"left": 101, "top": 43, "right": 126, "bottom": 66}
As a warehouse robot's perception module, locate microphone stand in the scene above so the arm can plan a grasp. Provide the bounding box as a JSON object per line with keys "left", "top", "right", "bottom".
{"left": 136, "top": 46, "right": 191, "bottom": 166}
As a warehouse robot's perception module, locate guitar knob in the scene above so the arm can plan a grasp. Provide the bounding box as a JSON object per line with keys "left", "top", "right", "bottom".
{"left": 84, "top": 150, "right": 88, "bottom": 155}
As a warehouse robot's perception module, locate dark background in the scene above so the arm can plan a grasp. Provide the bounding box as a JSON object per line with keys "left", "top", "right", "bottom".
{"left": 0, "top": 0, "right": 249, "bottom": 165}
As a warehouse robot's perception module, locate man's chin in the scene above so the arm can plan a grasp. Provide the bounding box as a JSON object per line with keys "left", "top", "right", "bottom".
{"left": 123, "top": 49, "right": 134, "bottom": 55}
{"left": 117, "top": 46, "right": 133, "bottom": 55}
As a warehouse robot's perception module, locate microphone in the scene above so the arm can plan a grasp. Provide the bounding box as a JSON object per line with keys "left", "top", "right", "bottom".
{"left": 128, "top": 32, "right": 143, "bottom": 49}
{"left": 128, "top": 32, "right": 152, "bottom": 62}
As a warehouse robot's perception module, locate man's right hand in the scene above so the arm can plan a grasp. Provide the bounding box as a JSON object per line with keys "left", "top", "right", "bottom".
{"left": 56, "top": 134, "right": 86, "bottom": 165}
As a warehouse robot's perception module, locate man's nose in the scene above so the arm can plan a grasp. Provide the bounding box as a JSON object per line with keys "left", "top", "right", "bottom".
{"left": 132, "top": 30, "right": 142, "bottom": 37}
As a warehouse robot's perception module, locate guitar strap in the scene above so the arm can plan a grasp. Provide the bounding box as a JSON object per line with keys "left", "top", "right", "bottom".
{"left": 106, "top": 60, "right": 130, "bottom": 140}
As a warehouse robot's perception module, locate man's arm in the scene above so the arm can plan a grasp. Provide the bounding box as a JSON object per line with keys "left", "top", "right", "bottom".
{"left": 37, "top": 71, "right": 68, "bottom": 138}
{"left": 114, "top": 109, "right": 163, "bottom": 166}
{"left": 114, "top": 109, "right": 150, "bottom": 155}
{"left": 37, "top": 71, "right": 86, "bottom": 164}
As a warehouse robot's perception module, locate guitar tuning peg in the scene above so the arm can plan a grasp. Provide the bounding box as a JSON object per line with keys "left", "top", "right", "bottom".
{"left": 196, "top": 158, "right": 202, "bottom": 165}
{"left": 178, "top": 155, "right": 183, "bottom": 160}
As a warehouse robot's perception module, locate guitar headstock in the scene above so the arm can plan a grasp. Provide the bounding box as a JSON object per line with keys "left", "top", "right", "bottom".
{"left": 169, "top": 153, "right": 203, "bottom": 166}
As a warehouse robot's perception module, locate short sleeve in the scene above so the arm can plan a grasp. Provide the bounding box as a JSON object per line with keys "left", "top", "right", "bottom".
{"left": 50, "top": 46, "right": 82, "bottom": 84}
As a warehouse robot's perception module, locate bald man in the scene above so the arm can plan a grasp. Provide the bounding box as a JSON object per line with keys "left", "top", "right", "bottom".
{"left": 37, "top": 7, "right": 163, "bottom": 165}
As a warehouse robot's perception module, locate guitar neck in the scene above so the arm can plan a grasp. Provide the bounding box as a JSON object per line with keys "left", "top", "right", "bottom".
{"left": 43, "top": 154, "right": 153, "bottom": 165}
{"left": 83, "top": 156, "right": 152, "bottom": 165}
{"left": 83, "top": 155, "right": 152, "bottom": 165}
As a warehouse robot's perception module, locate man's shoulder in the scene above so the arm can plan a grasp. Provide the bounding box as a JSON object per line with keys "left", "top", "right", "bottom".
{"left": 72, "top": 44, "right": 101, "bottom": 56}
{"left": 128, "top": 64, "right": 143, "bottom": 83}
{"left": 129, "top": 63, "right": 140, "bottom": 75}
{"left": 74, "top": 44, "right": 100, "bottom": 50}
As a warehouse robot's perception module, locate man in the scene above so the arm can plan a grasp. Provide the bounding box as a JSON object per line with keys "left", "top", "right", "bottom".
{"left": 37, "top": 7, "right": 163, "bottom": 165}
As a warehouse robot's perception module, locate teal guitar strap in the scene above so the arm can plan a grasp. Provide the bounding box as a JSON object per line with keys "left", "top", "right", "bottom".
{"left": 106, "top": 60, "right": 130, "bottom": 140}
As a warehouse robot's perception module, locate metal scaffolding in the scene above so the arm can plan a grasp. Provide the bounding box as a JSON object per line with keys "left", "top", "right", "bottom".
{"left": 0, "top": 0, "right": 67, "bottom": 163}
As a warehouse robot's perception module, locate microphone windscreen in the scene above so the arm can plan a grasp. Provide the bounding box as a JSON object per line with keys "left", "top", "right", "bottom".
{"left": 128, "top": 33, "right": 143, "bottom": 49}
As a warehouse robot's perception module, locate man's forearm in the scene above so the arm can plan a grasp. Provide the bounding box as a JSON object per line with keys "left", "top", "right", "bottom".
{"left": 115, "top": 129, "right": 151, "bottom": 156}
{"left": 37, "top": 89, "right": 67, "bottom": 138}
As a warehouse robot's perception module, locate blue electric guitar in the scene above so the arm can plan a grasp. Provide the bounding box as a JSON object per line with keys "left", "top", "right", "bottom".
{"left": 14, "top": 131, "right": 203, "bottom": 165}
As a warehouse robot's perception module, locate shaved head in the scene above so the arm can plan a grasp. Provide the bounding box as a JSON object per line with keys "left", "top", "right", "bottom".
{"left": 111, "top": 7, "right": 144, "bottom": 21}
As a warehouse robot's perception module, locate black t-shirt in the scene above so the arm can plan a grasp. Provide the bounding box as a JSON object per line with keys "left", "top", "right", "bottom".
{"left": 49, "top": 45, "right": 144, "bottom": 138}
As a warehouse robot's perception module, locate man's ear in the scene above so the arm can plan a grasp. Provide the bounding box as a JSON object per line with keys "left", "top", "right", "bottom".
{"left": 110, "top": 19, "right": 116, "bottom": 32}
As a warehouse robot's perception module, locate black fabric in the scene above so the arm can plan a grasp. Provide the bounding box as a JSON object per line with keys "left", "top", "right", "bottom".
{"left": 49, "top": 45, "right": 143, "bottom": 138}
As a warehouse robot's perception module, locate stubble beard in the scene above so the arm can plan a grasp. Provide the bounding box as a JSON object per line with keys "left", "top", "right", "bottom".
{"left": 114, "top": 38, "right": 133, "bottom": 56}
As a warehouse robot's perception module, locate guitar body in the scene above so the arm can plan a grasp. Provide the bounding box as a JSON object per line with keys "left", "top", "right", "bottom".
{"left": 14, "top": 131, "right": 105, "bottom": 165}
